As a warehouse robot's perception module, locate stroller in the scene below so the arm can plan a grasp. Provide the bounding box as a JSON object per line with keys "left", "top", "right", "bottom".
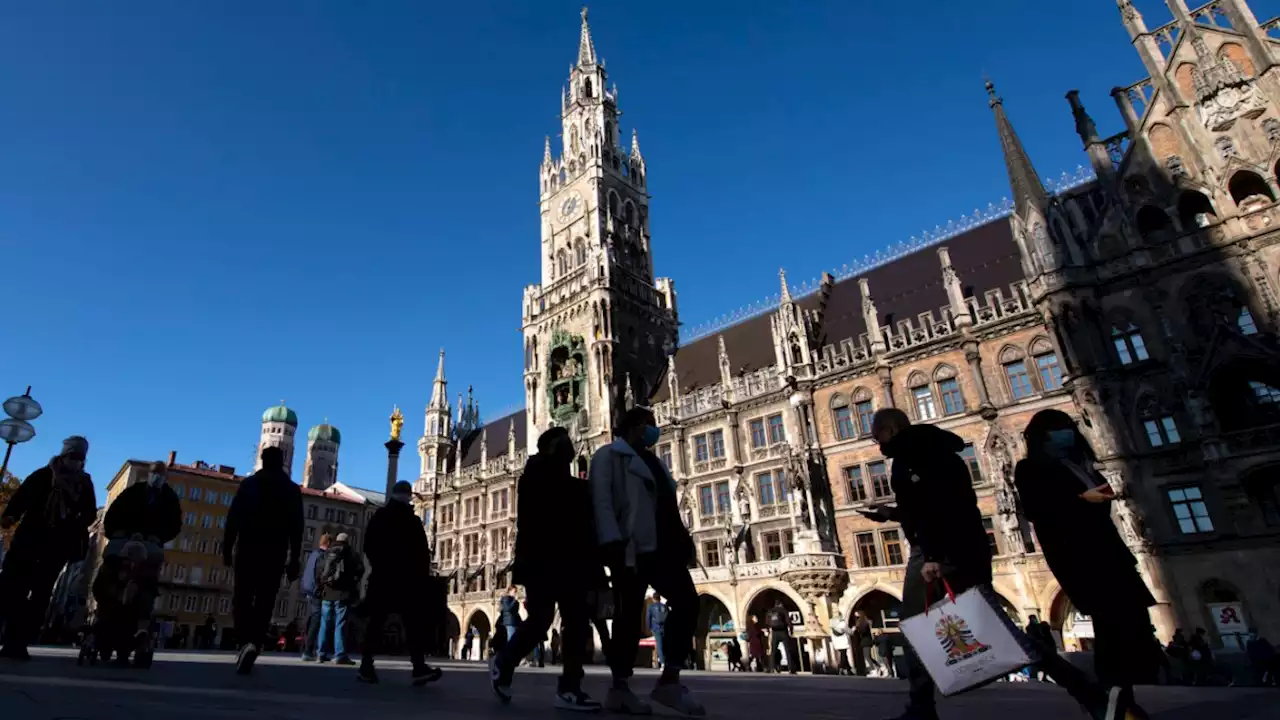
{"left": 80, "top": 536, "right": 162, "bottom": 668}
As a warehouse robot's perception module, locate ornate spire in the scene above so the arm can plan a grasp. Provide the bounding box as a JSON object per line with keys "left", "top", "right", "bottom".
{"left": 429, "top": 349, "right": 448, "bottom": 410}
{"left": 987, "top": 80, "right": 1050, "bottom": 215}
{"left": 543, "top": 135, "right": 553, "bottom": 165}
{"left": 779, "top": 268, "right": 793, "bottom": 305}
{"left": 630, "top": 128, "right": 641, "bottom": 157}
{"left": 577, "top": 6, "right": 597, "bottom": 67}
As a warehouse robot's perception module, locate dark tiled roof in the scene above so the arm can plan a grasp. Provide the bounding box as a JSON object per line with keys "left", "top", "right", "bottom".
{"left": 653, "top": 217, "right": 1020, "bottom": 401}
{"left": 458, "top": 408, "right": 528, "bottom": 468}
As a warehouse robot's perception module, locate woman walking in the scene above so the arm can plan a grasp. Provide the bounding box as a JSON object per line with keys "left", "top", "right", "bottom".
{"left": 1016, "top": 409, "right": 1161, "bottom": 720}
{"left": 830, "top": 612, "right": 852, "bottom": 675}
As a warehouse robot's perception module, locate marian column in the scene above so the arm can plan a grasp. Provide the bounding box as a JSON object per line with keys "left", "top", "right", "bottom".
{"left": 385, "top": 406, "right": 405, "bottom": 498}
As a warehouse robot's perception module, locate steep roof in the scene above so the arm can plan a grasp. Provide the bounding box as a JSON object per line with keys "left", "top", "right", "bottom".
{"left": 653, "top": 216, "right": 1021, "bottom": 401}
{"left": 458, "top": 408, "right": 528, "bottom": 468}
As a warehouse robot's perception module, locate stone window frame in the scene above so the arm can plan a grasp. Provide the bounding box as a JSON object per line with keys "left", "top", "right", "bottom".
{"left": 1028, "top": 336, "right": 1064, "bottom": 393}
{"left": 829, "top": 392, "right": 856, "bottom": 441}
{"left": 933, "top": 363, "right": 966, "bottom": 416}
{"left": 998, "top": 344, "right": 1036, "bottom": 403}
{"left": 906, "top": 370, "right": 938, "bottom": 422}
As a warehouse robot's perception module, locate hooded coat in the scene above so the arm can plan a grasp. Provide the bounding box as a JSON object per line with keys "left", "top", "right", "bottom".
{"left": 881, "top": 424, "right": 992, "bottom": 587}
{"left": 512, "top": 453, "right": 604, "bottom": 588}
{"left": 364, "top": 498, "right": 430, "bottom": 604}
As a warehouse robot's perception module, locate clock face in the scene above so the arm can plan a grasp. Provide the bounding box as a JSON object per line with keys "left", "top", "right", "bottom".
{"left": 558, "top": 192, "right": 583, "bottom": 222}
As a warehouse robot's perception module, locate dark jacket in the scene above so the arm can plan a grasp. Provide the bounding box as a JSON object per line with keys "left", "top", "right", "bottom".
{"left": 512, "top": 454, "right": 604, "bottom": 587}
{"left": 876, "top": 632, "right": 894, "bottom": 657}
{"left": 319, "top": 541, "right": 364, "bottom": 603}
{"left": 767, "top": 606, "right": 790, "bottom": 633}
{"left": 104, "top": 482, "right": 182, "bottom": 544}
{"left": 1014, "top": 455, "right": 1154, "bottom": 617}
{"left": 855, "top": 616, "right": 873, "bottom": 647}
{"left": 499, "top": 595, "right": 521, "bottom": 627}
{"left": 882, "top": 424, "right": 991, "bottom": 587}
{"left": 1, "top": 466, "right": 97, "bottom": 564}
{"left": 224, "top": 466, "right": 303, "bottom": 565}
{"left": 364, "top": 498, "right": 430, "bottom": 604}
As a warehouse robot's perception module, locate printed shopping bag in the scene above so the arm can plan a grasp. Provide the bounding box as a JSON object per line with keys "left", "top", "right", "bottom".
{"left": 899, "top": 581, "right": 1038, "bottom": 696}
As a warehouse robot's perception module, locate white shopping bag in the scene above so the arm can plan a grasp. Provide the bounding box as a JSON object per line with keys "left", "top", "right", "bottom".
{"left": 899, "top": 582, "right": 1036, "bottom": 696}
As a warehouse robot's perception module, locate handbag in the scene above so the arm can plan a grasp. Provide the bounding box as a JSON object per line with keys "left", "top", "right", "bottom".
{"left": 899, "top": 580, "right": 1038, "bottom": 696}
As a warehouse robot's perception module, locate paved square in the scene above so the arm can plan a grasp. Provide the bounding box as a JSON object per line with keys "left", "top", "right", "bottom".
{"left": 0, "top": 648, "right": 1273, "bottom": 719}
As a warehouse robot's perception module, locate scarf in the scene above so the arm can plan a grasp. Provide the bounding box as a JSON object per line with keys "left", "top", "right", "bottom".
{"left": 44, "top": 455, "right": 89, "bottom": 529}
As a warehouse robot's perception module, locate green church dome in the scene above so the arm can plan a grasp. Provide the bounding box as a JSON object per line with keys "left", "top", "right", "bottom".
{"left": 308, "top": 423, "right": 341, "bottom": 445}
{"left": 262, "top": 403, "right": 298, "bottom": 427}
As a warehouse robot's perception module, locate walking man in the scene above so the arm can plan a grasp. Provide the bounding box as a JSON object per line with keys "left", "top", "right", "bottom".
{"left": 590, "top": 407, "right": 705, "bottom": 716}
{"left": 299, "top": 533, "right": 329, "bottom": 661}
{"left": 358, "top": 481, "right": 443, "bottom": 685}
{"left": 223, "top": 446, "right": 304, "bottom": 675}
{"left": 317, "top": 532, "right": 362, "bottom": 665}
{"left": 490, "top": 427, "right": 603, "bottom": 710}
{"left": 499, "top": 585, "right": 522, "bottom": 648}
{"left": 766, "top": 600, "right": 797, "bottom": 674}
{"left": 0, "top": 437, "right": 97, "bottom": 660}
{"left": 869, "top": 408, "right": 992, "bottom": 720}
{"left": 647, "top": 594, "right": 668, "bottom": 668}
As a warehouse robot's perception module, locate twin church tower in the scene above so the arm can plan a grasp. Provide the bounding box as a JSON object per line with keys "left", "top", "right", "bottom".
{"left": 254, "top": 402, "right": 342, "bottom": 491}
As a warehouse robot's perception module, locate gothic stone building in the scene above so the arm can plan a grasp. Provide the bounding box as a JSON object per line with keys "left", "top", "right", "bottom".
{"left": 414, "top": 2, "right": 1280, "bottom": 664}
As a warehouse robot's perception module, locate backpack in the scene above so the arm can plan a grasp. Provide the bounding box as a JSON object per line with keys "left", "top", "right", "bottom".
{"left": 320, "top": 547, "right": 357, "bottom": 593}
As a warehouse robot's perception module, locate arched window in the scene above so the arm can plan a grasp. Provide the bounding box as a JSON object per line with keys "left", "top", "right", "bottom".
{"left": 1229, "top": 170, "right": 1274, "bottom": 207}
{"left": 907, "top": 371, "right": 937, "bottom": 421}
{"left": 1136, "top": 393, "right": 1181, "bottom": 447}
{"left": 556, "top": 249, "right": 569, "bottom": 277}
{"left": 1242, "top": 467, "right": 1280, "bottom": 527}
{"left": 1177, "top": 191, "right": 1217, "bottom": 229}
{"left": 622, "top": 201, "right": 635, "bottom": 226}
{"left": 583, "top": 78, "right": 593, "bottom": 98}
{"left": 1136, "top": 205, "right": 1171, "bottom": 240}
{"left": 569, "top": 125, "right": 580, "bottom": 153}
{"left": 830, "top": 394, "right": 855, "bottom": 441}
{"left": 574, "top": 238, "right": 587, "bottom": 266}
{"left": 1029, "top": 337, "right": 1063, "bottom": 391}
{"left": 933, "top": 364, "right": 964, "bottom": 416}
{"left": 608, "top": 191, "right": 620, "bottom": 219}
{"left": 1174, "top": 63, "right": 1198, "bottom": 100}
{"left": 999, "top": 346, "right": 1034, "bottom": 401}
{"left": 1218, "top": 42, "right": 1256, "bottom": 77}
{"left": 789, "top": 336, "right": 804, "bottom": 365}
{"left": 1112, "top": 323, "right": 1150, "bottom": 365}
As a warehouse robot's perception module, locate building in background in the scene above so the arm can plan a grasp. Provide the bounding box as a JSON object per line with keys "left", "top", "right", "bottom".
{"left": 406, "top": 2, "right": 1280, "bottom": 667}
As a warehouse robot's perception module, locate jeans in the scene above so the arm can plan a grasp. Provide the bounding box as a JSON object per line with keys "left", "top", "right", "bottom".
{"left": 318, "top": 600, "right": 349, "bottom": 659}
{"left": 653, "top": 626, "right": 665, "bottom": 666}
{"left": 302, "top": 598, "right": 321, "bottom": 657}
{"left": 496, "top": 581, "right": 588, "bottom": 692}
{"left": 609, "top": 553, "right": 696, "bottom": 682}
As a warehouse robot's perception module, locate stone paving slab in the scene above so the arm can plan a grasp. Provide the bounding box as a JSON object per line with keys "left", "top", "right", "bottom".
{"left": 0, "top": 648, "right": 1273, "bottom": 720}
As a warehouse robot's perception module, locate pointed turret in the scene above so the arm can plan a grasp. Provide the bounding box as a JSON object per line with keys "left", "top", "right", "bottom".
{"left": 543, "top": 135, "right": 553, "bottom": 166}
{"left": 859, "top": 277, "right": 886, "bottom": 355}
{"left": 630, "top": 128, "right": 642, "bottom": 158}
{"left": 779, "top": 268, "right": 793, "bottom": 305}
{"left": 429, "top": 349, "right": 448, "bottom": 410}
{"left": 987, "top": 80, "right": 1049, "bottom": 217}
{"left": 577, "top": 6, "right": 597, "bottom": 67}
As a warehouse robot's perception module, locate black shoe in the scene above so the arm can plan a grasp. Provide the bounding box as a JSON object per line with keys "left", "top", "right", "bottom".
{"left": 555, "top": 689, "right": 603, "bottom": 713}
{"left": 235, "top": 644, "right": 259, "bottom": 675}
{"left": 357, "top": 665, "right": 380, "bottom": 684}
{"left": 0, "top": 645, "right": 31, "bottom": 661}
{"left": 412, "top": 665, "right": 443, "bottom": 686}
{"left": 334, "top": 656, "right": 356, "bottom": 666}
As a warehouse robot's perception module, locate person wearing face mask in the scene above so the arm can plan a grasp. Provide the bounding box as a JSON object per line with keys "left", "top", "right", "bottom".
{"left": 0, "top": 436, "right": 98, "bottom": 660}
{"left": 103, "top": 461, "right": 182, "bottom": 548}
{"left": 590, "top": 406, "right": 703, "bottom": 717}
{"left": 1017, "top": 409, "right": 1159, "bottom": 720}
{"left": 489, "top": 427, "right": 603, "bottom": 711}
{"left": 357, "top": 480, "right": 444, "bottom": 686}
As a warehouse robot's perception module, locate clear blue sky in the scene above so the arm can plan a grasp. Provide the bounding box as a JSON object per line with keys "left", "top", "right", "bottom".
{"left": 1, "top": 0, "right": 1259, "bottom": 498}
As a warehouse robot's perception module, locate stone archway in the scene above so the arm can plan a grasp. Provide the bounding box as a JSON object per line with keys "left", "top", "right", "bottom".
{"left": 464, "top": 609, "right": 492, "bottom": 660}
{"left": 1049, "top": 591, "right": 1093, "bottom": 651}
{"left": 851, "top": 589, "right": 904, "bottom": 631}
{"left": 746, "top": 587, "right": 803, "bottom": 672}
{"left": 695, "top": 594, "right": 736, "bottom": 671}
{"left": 444, "top": 610, "right": 462, "bottom": 657}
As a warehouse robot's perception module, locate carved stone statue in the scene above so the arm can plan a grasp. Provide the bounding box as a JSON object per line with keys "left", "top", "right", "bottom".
{"left": 798, "top": 491, "right": 812, "bottom": 530}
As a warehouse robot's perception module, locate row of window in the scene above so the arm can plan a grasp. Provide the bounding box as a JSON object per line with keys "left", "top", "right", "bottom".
{"left": 840, "top": 446, "right": 982, "bottom": 505}
{"left": 164, "top": 592, "right": 230, "bottom": 616}
{"left": 852, "top": 518, "right": 1018, "bottom": 569}
{"left": 181, "top": 512, "right": 227, "bottom": 530}
{"left": 669, "top": 413, "right": 788, "bottom": 471}
{"left": 438, "top": 488, "right": 512, "bottom": 528}
{"left": 164, "top": 534, "right": 224, "bottom": 556}
{"left": 1111, "top": 306, "right": 1256, "bottom": 369}
{"left": 162, "top": 562, "right": 227, "bottom": 586}
{"left": 828, "top": 351, "right": 1064, "bottom": 442}
{"left": 305, "top": 505, "right": 362, "bottom": 526}
{"left": 699, "top": 528, "right": 796, "bottom": 567}
{"left": 173, "top": 484, "right": 234, "bottom": 507}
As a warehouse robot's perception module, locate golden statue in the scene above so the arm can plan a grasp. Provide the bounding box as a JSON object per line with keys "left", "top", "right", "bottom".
{"left": 390, "top": 405, "right": 405, "bottom": 441}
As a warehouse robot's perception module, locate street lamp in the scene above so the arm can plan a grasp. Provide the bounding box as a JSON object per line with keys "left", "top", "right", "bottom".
{"left": 0, "top": 386, "right": 42, "bottom": 483}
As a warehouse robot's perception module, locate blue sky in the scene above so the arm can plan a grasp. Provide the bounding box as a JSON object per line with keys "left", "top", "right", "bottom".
{"left": 1, "top": 0, "right": 1265, "bottom": 498}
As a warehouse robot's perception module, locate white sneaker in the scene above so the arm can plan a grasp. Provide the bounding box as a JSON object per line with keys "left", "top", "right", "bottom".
{"left": 604, "top": 686, "right": 653, "bottom": 715}
{"left": 556, "top": 689, "right": 603, "bottom": 713}
{"left": 649, "top": 683, "right": 705, "bottom": 717}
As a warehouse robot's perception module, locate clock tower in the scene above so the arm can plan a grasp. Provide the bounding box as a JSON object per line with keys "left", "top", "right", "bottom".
{"left": 522, "top": 7, "right": 678, "bottom": 452}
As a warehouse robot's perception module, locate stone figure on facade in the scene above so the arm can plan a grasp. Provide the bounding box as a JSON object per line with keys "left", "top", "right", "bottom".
{"left": 547, "top": 330, "right": 588, "bottom": 426}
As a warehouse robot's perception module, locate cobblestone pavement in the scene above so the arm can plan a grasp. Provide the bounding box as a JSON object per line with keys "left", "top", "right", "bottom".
{"left": 0, "top": 647, "right": 1274, "bottom": 720}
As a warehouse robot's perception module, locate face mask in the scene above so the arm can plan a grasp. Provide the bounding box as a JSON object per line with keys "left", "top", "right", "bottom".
{"left": 641, "top": 425, "right": 661, "bottom": 449}
{"left": 149, "top": 474, "right": 165, "bottom": 489}
{"left": 1046, "top": 429, "right": 1076, "bottom": 453}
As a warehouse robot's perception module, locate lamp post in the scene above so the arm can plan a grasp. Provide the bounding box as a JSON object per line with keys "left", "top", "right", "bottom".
{"left": 0, "top": 387, "right": 42, "bottom": 483}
